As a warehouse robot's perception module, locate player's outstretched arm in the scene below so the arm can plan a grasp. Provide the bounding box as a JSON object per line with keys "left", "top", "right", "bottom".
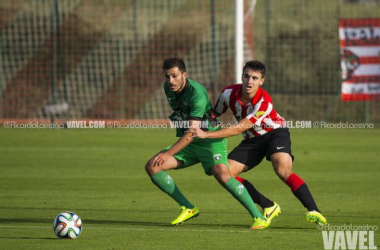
{"left": 189, "top": 118, "right": 252, "bottom": 139}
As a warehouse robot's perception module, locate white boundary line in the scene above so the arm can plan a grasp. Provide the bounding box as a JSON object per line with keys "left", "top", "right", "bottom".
{"left": 0, "top": 225, "right": 321, "bottom": 235}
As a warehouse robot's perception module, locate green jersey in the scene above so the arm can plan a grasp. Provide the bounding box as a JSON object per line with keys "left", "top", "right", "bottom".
{"left": 163, "top": 78, "right": 228, "bottom": 175}
{"left": 164, "top": 79, "right": 218, "bottom": 138}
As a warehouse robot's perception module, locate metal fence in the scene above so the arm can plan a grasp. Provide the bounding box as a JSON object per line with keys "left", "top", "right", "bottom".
{"left": 0, "top": 0, "right": 379, "bottom": 124}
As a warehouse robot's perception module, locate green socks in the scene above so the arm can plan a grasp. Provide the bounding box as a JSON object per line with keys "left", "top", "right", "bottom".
{"left": 151, "top": 172, "right": 264, "bottom": 220}
{"left": 224, "top": 177, "right": 265, "bottom": 220}
{"left": 150, "top": 171, "right": 194, "bottom": 209}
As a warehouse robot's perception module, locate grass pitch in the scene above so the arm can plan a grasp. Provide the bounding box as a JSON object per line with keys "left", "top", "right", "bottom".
{"left": 0, "top": 127, "right": 379, "bottom": 249}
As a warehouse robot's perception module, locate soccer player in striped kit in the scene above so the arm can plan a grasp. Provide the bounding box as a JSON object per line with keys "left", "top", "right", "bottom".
{"left": 189, "top": 60, "right": 327, "bottom": 228}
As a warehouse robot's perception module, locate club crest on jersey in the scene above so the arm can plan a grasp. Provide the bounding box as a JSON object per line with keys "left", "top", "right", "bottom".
{"left": 213, "top": 154, "right": 222, "bottom": 161}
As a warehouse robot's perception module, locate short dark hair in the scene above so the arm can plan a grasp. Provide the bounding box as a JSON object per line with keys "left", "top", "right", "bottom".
{"left": 242, "top": 60, "right": 266, "bottom": 78}
{"left": 163, "top": 58, "right": 186, "bottom": 72}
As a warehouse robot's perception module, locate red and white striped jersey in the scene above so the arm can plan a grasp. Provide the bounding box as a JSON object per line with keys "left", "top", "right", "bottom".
{"left": 214, "top": 84, "right": 286, "bottom": 139}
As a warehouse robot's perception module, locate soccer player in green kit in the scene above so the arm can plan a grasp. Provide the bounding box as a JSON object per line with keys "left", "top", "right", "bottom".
{"left": 145, "top": 58, "right": 269, "bottom": 229}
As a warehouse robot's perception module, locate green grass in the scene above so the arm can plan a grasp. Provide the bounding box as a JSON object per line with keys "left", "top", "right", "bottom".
{"left": 0, "top": 127, "right": 379, "bottom": 249}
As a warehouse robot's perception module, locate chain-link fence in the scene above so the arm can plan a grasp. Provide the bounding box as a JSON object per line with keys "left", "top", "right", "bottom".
{"left": 0, "top": 0, "right": 379, "bottom": 123}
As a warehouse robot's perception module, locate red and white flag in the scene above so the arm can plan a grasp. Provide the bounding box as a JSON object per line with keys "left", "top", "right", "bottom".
{"left": 339, "top": 19, "right": 380, "bottom": 101}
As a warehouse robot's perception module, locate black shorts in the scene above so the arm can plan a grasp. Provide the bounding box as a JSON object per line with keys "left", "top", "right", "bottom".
{"left": 228, "top": 128, "right": 294, "bottom": 169}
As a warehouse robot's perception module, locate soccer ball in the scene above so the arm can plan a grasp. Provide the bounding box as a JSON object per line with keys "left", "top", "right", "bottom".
{"left": 53, "top": 211, "right": 82, "bottom": 239}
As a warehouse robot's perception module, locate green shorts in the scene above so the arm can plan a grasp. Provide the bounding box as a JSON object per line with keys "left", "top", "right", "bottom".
{"left": 164, "top": 138, "right": 229, "bottom": 176}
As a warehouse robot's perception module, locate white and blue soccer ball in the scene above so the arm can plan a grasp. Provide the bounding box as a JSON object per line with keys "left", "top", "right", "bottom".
{"left": 53, "top": 211, "right": 82, "bottom": 239}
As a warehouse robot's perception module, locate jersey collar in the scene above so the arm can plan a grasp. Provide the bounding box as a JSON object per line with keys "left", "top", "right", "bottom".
{"left": 251, "top": 88, "right": 263, "bottom": 104}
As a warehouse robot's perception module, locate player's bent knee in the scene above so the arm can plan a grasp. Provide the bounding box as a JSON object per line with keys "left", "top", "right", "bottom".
{"left": 211, "top": 164, "right": 232, "bottom": 185}
{"left": 228, "top": 160, "right": 247, "bottom": 176}
{"left": 274, "top": 164, "right": 293, "bottom": 180}
{"left": 145, "top": 161, "right": 152, "bottom": 175}
{"left": 145, "top": 159, "right": 157, "bottom": 176}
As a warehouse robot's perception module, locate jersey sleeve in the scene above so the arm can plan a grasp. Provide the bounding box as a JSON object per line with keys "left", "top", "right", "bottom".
{"left": 213, "top": 89, "right": 229, "bottom": 116}
{"left": 189, "top": 93, "right": 207, "bottom": 120}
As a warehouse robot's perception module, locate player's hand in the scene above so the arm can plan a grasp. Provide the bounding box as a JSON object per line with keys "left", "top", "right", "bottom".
{"left": 187, "top": 128, "right": 208, "bottom": 139}
{"left": 151, "top": 151, "right": 171, "bottom": 167}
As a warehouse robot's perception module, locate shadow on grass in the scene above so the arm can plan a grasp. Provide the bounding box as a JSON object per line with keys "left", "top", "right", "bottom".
{"left": 0, "top": 217, "right": 172, "bottom": 228}
{"left": 1, "top": 207, "right": 379, "bottom": 220}
{"left": 82, "top": 219, "right": 317, "bottom": 230}
{"left": 1, "top": 212, "right": 378, "bottom": 232}
{"left": 0, "top": 217, "right": 254, "bottom": 230}
{"left": 0, "top": 206, "right": 251, "bottom": 215}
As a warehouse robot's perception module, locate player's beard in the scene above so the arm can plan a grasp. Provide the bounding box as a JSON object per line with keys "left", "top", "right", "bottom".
{"left": 176, "top": 76, "right": 186, "bottom": 93}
